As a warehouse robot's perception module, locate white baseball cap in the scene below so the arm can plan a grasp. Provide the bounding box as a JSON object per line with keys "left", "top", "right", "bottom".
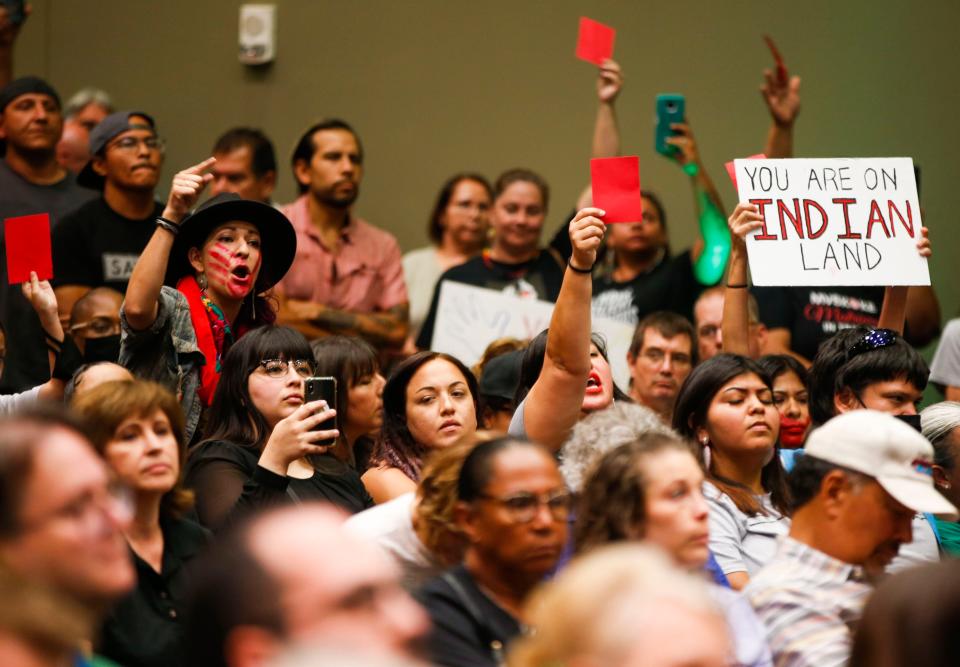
{"left": 805, "top": 410, "right": 957, "bottom": 519}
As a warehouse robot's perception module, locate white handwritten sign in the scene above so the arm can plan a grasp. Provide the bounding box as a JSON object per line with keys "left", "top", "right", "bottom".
{"left": 430, "top": 281, "right": 635, "bottom": 389}
{"left": 734, "top": 157, "right": 929, "bottom": 286}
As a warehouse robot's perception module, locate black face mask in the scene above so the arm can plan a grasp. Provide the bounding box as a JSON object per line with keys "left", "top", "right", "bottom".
{"left": 895, "top": 413, "right": 923, "bottom": 433}
{"left": 83, "top": 334, "right": 121, "bottom": 364}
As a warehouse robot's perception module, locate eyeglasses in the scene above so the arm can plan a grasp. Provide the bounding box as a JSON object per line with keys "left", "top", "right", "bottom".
{"left": 19, "top": 479, "right": 134, "bottom": 534}
{"left": 478, "top": 490, "right": 572, "bottom": 523}
{"left": 846, "top": 328, "right": 897, "bottom": 361}
{"left": 69, "top": 316, "right": 121, "bottom": 337}
{"left": 107, "top": 136, "right": 165, "bottom": 153}
{"left": 259, "top": 358, "right": 315, "bottom": 378}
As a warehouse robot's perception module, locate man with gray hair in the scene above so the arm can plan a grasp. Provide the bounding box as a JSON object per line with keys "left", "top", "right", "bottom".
{"left": 921, "top": 401, "right": 960, "bottom": 556}
{"left": 56, "top": 88, "right": 114, "bottom": 174}
{"left": 746, "top": 410, "right": 956, "bottom": 667}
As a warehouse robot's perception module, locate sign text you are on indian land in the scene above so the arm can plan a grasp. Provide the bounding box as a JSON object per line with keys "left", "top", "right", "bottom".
{"left": 734, "top": 157, "right": 930, "bottom": 287}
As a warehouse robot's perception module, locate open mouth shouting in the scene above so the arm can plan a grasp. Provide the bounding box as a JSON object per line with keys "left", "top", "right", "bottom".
{"left": 585, "top": 370, "right": 603, "bottom": 395}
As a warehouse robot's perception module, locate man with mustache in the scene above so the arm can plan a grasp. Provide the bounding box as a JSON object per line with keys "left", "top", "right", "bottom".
{"left": 745, "top": 410, "right": 957, "bottom": 667}
{"left": 51, "top": 111, "right": 165, "bottom": 331}
{"left": 275, "top": 119, "right": 409, "bottom": 352}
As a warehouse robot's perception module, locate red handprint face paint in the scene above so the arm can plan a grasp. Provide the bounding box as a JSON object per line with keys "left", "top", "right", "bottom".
{"left": 779, "top": 415, "right": 810, "bottom": 449}
{"left": 200, "top": 222, "right": 262, "bottom": 300}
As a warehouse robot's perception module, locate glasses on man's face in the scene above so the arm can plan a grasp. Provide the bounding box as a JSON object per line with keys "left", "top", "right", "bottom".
{"left": 846, "top": 328, "right": 897, "bottom": 361}
{"left": 70, "top": 316, "right": 120, "bottom": 337}
{"left": 259, "top": 358, "right": 315, "bottom": 379}
{"left": 478, "top": 489, "right": 572, "bottom": 523}
{"left": 20, "top": 479, "right": 134, "bottom": 535}
{"left": 107, "top": 135, "right": 165, "bottom": 153}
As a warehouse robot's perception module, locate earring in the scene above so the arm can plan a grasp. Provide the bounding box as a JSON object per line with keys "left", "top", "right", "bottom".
{"left": 250, "top": 293, "right": 256, "bottom": 320}
{"left": 700, "top": 435, "right": 709, "bottom": 447}
{"left": 197, "top": 272, "right": 208, "bottom": 291}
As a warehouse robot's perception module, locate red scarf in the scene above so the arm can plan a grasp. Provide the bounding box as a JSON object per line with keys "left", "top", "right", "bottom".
{"left": 177, "top": 276, "right": 249, "bottom": 406}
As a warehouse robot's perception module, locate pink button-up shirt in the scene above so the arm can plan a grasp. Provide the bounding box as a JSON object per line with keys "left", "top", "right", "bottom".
{"left": 276, "top": 195, "right": 408, "bottom": 312}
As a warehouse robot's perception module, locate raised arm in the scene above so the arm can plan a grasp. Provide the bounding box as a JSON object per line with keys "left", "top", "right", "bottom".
{"left": 522, "top": 208, "right": 605, "bottom": 451}
{"left": 665, "top": 123, "right": 729, "bottom": 285}
{"left": 592, "top": 59, "right": 622, "bottom": 158}
{"left": 878, "top": 227, "right": 933, "bottom": 335}
{"left": 721, "top": 204, "right": 765, "bottom": 356}
{"left": 124, "top": 158, "right": 215, "bottom": 331}
{"left": 0, "top": 4, "right": 29, "bottom": 89}
{"left": 760, "top": 66, "right": 801, "bottom": 159}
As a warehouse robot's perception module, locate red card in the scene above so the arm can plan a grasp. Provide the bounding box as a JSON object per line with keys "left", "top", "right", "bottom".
{"left": 725, "top": 154, "right": 767, "bottom": 190}
{"left": 4, "top": 213, "right": 53, "bottom": 284}
{"left": 591, "top": 157, "right": 642, "bottom": 224}
{"left": 576, "top": 17, "right": 615, "bottom": 66}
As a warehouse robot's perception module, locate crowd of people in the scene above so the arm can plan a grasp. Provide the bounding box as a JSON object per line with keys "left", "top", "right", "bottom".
{"left": 2, "top": 8, "right": 960, "bottom": 667}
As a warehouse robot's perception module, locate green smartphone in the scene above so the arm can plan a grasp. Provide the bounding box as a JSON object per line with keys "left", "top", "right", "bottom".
{"left": 655, "top": 94, "right": 686, "bottom": 156}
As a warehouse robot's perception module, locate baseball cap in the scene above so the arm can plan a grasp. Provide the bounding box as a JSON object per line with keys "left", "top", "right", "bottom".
{"left": 805, "top": 410, "right": 957, "bottom": 519}
{"left": 479, "top": 350, "right": 523, "bottom": 402}
{"left": 77, "top": 110, "right": 156, "bottom": 189}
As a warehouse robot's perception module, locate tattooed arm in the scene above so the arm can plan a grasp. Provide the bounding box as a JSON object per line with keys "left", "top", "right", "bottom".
{"left": 278, "top": 297, "right": 410, "bottom": 348}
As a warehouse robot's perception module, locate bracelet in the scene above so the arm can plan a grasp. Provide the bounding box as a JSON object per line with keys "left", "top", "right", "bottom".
{"left": 156, "top": 217, "right": 180, "bottom": 236}
{"left": 726, "top": 283, "right": 748, "bottom": 289}
{"left": 568, "top": 260, "right": 594, "bottom": 274}
{"left": 44, "top": 331, "right": 63, "bottom": 356}
{"left": 683, "top": 162, "right": 700, "bottom": 177}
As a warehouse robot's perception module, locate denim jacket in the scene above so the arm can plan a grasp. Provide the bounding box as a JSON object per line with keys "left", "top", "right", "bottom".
{"left": 120, "top": 286, "right": 204, "bottom": 443}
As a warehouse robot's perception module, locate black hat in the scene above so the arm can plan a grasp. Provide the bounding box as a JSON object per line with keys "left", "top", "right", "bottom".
{"left": 165, "top": 193, "right": 297, "bottom": 293}
{"left": 479, "top": 350, "right": 524, "bottom": 402}
{"left": 77, "top": 111, "right": 156, "bottom": 189}
{"left": 0, "top": 76, "right": 61, "bottom": 112}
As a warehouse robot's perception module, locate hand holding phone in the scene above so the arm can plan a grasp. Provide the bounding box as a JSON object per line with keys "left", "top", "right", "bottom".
{"left": 305, "top": 376, "right": 338, "bottom": 446}
{"left": 655, "top": 94, "right": 685, "bottom": 157}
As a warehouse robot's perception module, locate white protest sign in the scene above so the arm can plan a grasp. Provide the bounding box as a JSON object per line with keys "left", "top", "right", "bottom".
{"left": 430, "top": 281, "right": 635, "bottom": 390}
{"left": 734, "top": 157, "right": 929, "bottom": 286}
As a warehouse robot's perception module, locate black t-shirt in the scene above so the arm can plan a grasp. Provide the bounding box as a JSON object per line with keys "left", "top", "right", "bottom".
{"left": 98, "top": 516, "right": 210, "bottom": 667}
{"left": 416, "top": 250, "right": 565, "bottom": 349}
{"left": 592, "top": 250, "right": 704, "bottom": 326}
{"left": 184, "top": 439, "right": 373, "bottom": 531}
{"left": 51, "top": 197, "right": 163, "bottom": 292}
{"left": 416, "top": 565, "right": 523, "bottom": 667}
{"left": 0, "top": 160, "right": 96, "bottom": 392}
{"left": 751, "top": 285, "right": 885, "bottom": 361}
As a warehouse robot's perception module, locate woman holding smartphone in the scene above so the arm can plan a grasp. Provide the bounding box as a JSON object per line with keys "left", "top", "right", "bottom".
{"left": 184, "top": 325, "right": 372, "bottom": 530}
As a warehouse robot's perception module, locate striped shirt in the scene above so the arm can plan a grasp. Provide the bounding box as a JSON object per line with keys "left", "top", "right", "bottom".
{"left": 744, "top": 537, "right": 872, "bottom": 667}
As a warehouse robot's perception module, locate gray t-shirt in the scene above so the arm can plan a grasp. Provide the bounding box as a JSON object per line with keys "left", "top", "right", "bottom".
{"left": 930, "top": 318, "right": 960, "bottom": 391}
{"left": 0, "top": 160, "right": 95, "bottom": 392}
{"left": 343, "top": 492, "right": 440, "bottom": 591}
{"left": 704, "top": 481, "right": 790, "bottom": 577}
{"left": 508, "top": 397, "right": 527, "bottom": 438}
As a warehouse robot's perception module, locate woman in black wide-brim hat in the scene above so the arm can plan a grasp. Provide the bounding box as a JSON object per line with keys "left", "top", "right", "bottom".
{"left": 120, "top": 157, "right": 297, "bottom": 444}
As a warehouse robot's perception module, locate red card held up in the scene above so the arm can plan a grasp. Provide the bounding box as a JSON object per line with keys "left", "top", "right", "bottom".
{"left": 4, "top": 213, "right": 53, "bottom": 284}
{"left": 591, "top": 157, "right": 642, "bottom": 224}
{"left": 725, "top": 154, "right": 767, "bottom": 190}
{"left": 576, "top": 17, "right": 615, "bottom": 66}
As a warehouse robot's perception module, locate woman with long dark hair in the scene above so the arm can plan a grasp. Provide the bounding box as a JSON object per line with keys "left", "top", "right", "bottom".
{"left": 362, "top": 351, "right": 480, "bottom": 503}
{"left": 311, "top": 335, "right": 385, "bottom": 471}
{"left": 184, "top": 326, "right": 371, "bottom": 530}
{"left": 673, "top": 353, "right": 790, "bottom": 590}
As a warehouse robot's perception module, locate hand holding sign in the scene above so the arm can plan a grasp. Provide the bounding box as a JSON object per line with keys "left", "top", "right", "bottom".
{"left": 4, "top": 213, "right": 53, "bottom": 285}
{"left": 569, "top": 207, "right": 607, "bottom": 270}
{"left": 576, "top": 17, "right": 615, "bottom": 66}
{"left": 590, "top": 156, "right": 642, "bottom": 224}
{"left": 596, "top": 59, "right": 622, "bottom": 103}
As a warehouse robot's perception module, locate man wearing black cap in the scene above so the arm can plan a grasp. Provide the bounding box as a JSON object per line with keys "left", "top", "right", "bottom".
{"left": 51, "top": 111, "right": 164, "bottom": 330}
{"left": 0, "top": 76, "right": 96, "bottom": 392}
